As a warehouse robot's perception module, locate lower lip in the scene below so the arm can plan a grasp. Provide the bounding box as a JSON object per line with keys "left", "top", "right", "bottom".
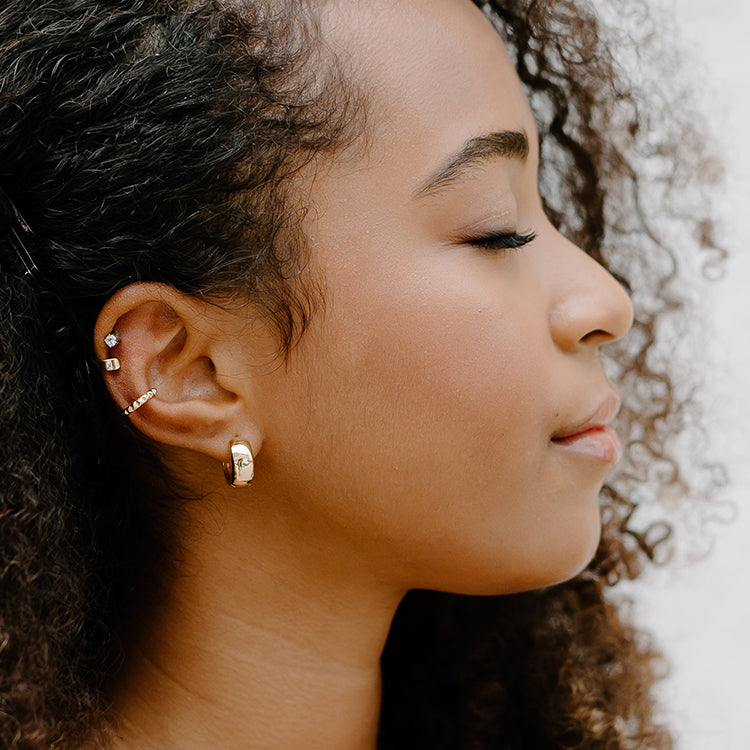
{"left": 551, "top": 426, "right": 622, "bottom": 464}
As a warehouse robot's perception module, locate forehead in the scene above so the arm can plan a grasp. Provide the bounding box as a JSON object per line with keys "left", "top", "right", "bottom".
{"left": 319, "top": 0, "right": 536, "bottom": 155}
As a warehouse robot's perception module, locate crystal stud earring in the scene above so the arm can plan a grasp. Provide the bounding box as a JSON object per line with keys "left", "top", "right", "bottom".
{"left": 104, "top": 331, "right": 120, "bottom": 348}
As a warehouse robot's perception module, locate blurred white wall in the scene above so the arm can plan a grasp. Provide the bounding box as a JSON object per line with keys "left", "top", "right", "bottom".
{"left": 625, "top": 2, "right": 750, "bottom": 748}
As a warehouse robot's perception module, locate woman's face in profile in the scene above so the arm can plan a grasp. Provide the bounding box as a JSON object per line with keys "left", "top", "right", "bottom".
{"left": 233, "top": 0, "right": 634, "bottom": 596}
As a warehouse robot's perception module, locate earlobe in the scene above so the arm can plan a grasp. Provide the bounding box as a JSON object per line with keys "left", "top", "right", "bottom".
{"left": 93, "top": 282, "right": 264, "bottom": 463}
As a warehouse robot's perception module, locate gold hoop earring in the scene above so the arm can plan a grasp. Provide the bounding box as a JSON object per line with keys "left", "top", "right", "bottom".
{"left": 223, "top": 439, "right": 254, "bottom": 488}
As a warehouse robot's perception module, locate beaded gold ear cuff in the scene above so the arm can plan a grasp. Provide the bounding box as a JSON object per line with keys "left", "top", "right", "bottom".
{"left": 223, "top": 439, "right": 255, "bottom": 487}
{"left": 121, "top": 388, "right": 157, "bottom": 417}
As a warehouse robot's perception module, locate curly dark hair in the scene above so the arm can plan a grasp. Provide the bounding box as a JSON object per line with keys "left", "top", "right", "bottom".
{"left": 0, "top": 0, "right": 716, "bottom": 748}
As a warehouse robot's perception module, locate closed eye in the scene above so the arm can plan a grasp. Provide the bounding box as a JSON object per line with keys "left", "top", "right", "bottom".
{"left": 465, "top": 230, "right": 537, "bottom": 253}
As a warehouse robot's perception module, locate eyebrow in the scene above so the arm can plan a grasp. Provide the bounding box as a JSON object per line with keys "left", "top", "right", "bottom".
{"left": 415, "top": 130, "right": 529, "bottom": 199}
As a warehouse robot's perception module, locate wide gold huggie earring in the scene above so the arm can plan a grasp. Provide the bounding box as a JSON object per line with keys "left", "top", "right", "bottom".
{"left": 223, "top": 439, "right": 255, "bottom": 488}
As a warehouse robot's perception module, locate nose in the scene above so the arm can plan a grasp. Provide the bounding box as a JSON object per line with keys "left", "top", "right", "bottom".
{"left": 546, "top": 235, "right": 634, "bottom": 352}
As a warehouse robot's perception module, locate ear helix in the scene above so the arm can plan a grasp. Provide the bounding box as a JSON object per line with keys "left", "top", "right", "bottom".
{"left": 223, "top": 440, "right": 255, "bottom": 488}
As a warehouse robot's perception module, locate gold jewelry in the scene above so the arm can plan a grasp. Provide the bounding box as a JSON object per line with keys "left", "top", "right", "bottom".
{"left": 223, "top": 439, "right": 254, "bottom": 488}
{"left": 122, "top": 388, "right": 157, "bottom": 416}
{"left": 100, "top": 357, "right": 121, "bottom": 372}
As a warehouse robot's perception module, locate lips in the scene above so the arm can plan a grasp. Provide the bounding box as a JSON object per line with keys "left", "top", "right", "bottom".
{"left": 550, "top": 393, "right": 622, "bottom": 464}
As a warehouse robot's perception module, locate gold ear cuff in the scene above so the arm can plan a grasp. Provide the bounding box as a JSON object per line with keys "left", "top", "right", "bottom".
{"left": 100, "top": 357, "right": 121, "bottom": 371}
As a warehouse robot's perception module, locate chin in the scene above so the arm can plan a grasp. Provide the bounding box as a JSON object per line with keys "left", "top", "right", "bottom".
{"left": 486, "top": 516, "right": 603, "bottom": 596}
{"left": 535, "top": 516, "right": 603, "bottom": 590}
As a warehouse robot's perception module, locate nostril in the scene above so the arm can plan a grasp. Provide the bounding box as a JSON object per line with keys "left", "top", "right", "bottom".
{"left": 580, "top": 329, "right": 612, "bottom": 345}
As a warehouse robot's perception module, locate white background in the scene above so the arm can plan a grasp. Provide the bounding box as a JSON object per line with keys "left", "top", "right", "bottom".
{"left": 622, "top": 2, "right": 750, "bottom": 748}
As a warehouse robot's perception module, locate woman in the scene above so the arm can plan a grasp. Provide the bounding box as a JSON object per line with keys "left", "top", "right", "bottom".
{"left": 0, "top": 0, "right": 709, "bottom": 748}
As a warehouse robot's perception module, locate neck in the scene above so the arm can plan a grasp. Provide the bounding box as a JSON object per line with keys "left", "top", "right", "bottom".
{"left": 110, "top": 489, "right": 403, "bottom": 750}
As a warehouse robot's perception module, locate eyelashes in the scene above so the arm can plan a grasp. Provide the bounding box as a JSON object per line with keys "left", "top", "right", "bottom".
{"left": 464, "top": 230, "right": 537, "bottom": 253}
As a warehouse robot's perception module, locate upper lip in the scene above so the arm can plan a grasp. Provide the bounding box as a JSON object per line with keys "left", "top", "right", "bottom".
{"left": 550, "top": 391, "right": 621, "bottom": 441}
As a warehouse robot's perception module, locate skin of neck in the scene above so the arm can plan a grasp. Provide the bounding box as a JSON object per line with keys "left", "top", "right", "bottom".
{"left": 109, "top": 451, "right": 404, "bottom": 750}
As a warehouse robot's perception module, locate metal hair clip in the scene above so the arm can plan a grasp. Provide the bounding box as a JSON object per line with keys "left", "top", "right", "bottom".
{"left": 0, "top": 186, "right": 38, "bottom": 277}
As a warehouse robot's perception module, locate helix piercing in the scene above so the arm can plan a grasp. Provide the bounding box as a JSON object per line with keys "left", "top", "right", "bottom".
{"left": 104, "top": 331, "right": 120, "bottom": 348}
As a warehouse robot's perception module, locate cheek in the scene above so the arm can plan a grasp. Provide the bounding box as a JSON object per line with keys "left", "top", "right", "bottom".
{"left": 278, "top": 254, "right": 550, "bottom": 519}
{"left": 347, "top": 288, "right": 545, "bottom": 478}
{"left": 327, "top": 248, "right": 548, "bottom": 444}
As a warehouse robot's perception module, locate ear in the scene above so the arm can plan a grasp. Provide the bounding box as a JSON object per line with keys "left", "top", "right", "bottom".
{"left": 93, "top": 282, "right": 264, "bottom": 462}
